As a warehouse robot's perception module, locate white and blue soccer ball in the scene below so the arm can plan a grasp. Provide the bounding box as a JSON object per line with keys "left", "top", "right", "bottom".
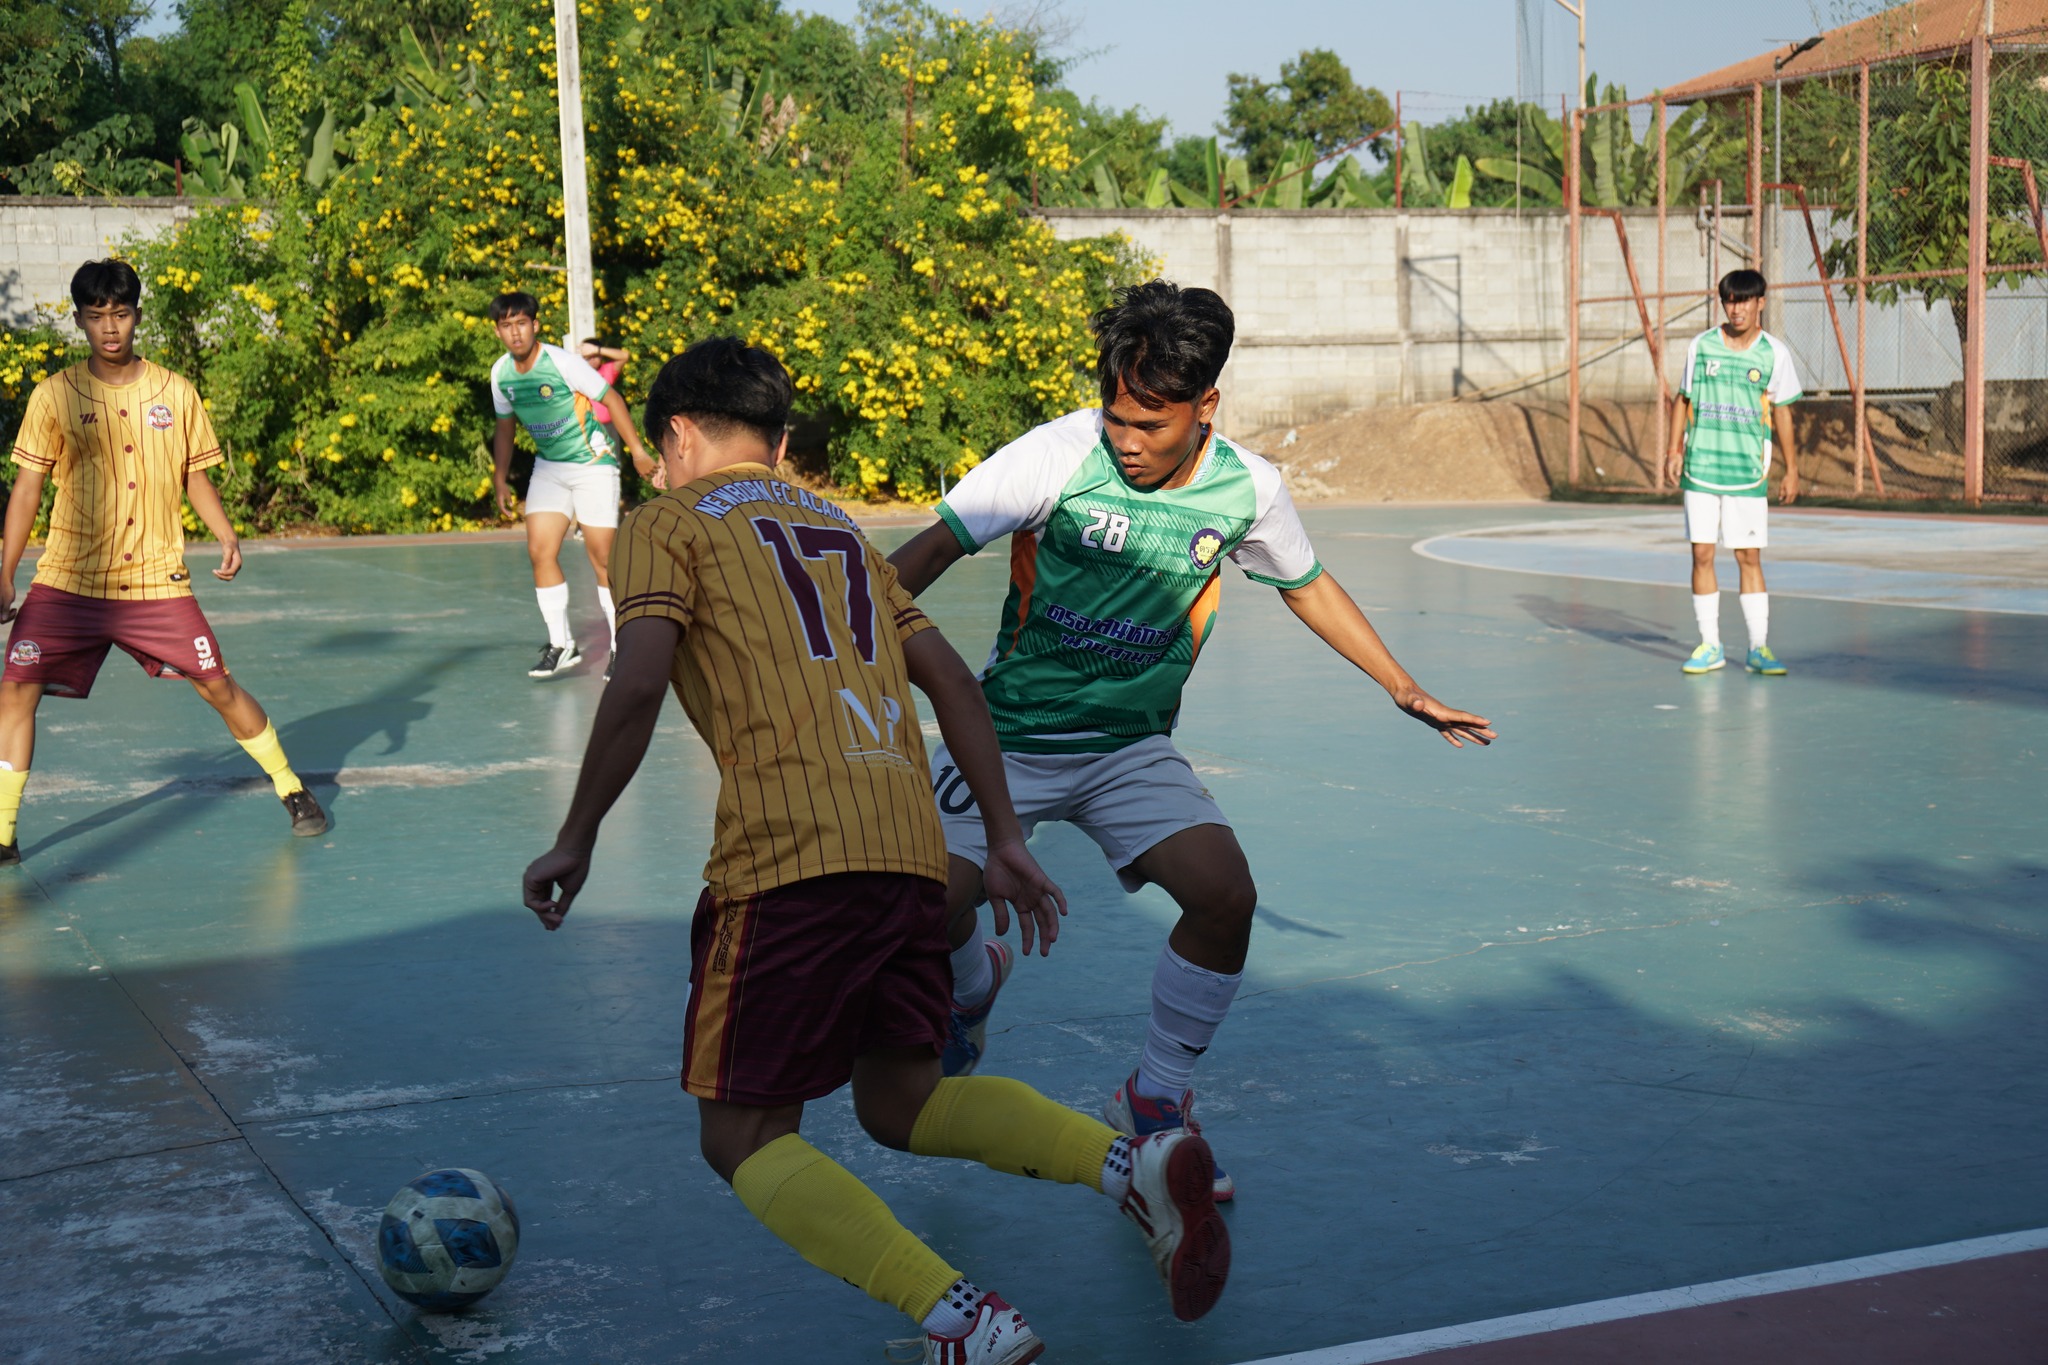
{"left": 376, "top": 1168, "right": 521, "bottom": 1311}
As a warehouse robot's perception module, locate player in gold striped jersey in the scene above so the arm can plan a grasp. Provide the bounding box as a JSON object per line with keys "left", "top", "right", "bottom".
{"left": 522, "top": 338, "right": 1231, "bottom": 1359}
{"left": 0, "top": 260, "right": 326, "bottom": 862}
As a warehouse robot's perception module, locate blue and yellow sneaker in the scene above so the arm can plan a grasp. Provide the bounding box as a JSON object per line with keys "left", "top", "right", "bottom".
{"left": 1681, "top": 642, "right": 1726, "bottom": 674}
{"left": 941, "top": 940, "right": 1014, "bottom": 1078}
{"left": 1746, "top": 645, "right": 1787, "bottom": 676}
{"left": 1105, "top": 1072, "right": 1235, "bottom": 1202}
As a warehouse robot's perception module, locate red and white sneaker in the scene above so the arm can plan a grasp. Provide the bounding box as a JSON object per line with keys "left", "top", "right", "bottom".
{"left": 1120, "top": 1130, "right": 1232, "bottom": 1322}
{"left": 1105, "top": 1070, "right": 1236, "bottom": 1201}
{"left": 890, "top": 1291, "right": 1044, "bottom": 1365}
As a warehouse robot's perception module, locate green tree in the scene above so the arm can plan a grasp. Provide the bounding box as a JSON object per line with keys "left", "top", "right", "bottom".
{"left": 1221, "top": 48, "right": 1391, "bottom": 181}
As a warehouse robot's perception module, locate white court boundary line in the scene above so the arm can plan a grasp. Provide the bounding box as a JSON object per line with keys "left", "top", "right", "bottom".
{"left": 1233, "top": 1227, "right": 2048, "bottom": 1364}
{"left": 1411, "top": 519, "right": 2048, "bottom": 617}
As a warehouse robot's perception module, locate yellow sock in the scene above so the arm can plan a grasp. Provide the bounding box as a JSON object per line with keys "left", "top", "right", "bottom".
{"left": 910, "top": 1076, "right": 1118, "bottom": 1193}
{"left": 236, "top": 722, "right": 304, "bottom": 798}
{"left": 0, "top": 766, "right": 26, "bottom": 845}
{"left": 731, "top": 1134, "right": 961, "bottom": 1322}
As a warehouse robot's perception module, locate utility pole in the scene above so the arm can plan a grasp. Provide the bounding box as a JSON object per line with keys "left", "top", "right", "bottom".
{"left": 1552, "top": 0, "right": 1585, "bottom": 105}
{"left": 554, "top": 0, "right": 595, "bottom": 349}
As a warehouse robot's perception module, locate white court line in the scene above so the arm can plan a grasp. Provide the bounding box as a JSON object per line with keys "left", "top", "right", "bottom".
{"left": 1233, "top": 1227, "right": 2048, "bottom": 1364}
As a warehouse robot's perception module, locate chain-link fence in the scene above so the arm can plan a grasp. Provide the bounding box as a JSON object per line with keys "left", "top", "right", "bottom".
{"left": 1565, "top": 20, "right": 2048, "bottom": 505}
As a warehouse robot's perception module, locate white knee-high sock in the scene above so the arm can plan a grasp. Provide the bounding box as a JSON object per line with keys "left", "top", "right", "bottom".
{"left": 1740, "top": 592, "right": 1768, "bottom": 650}
{"left": 1136, "top": 945, "right": 1241, "bottom": 1099}
{"left": 536, "top": 582, "right": 572, "bottom": 648}
{"left": 597, "top": 585, "right": 617, "bottom": 648}
{"left": 1692, "top": 592, "right": 1721, "bottom": 648}
{"left": 949, "top": 917, "right": 995, "bottom": 1009}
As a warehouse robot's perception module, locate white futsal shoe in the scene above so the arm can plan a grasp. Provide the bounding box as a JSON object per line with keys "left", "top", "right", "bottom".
{"left": 1120, "top": 1129, "right": 1232, "bottom": 1322}
{"left": 889, "top": 1291, "right": 1043, "bottom": 1365}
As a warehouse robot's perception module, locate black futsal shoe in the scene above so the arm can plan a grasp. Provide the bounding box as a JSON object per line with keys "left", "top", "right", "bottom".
{"left": 528, "top": 642, "right": 583, "bottom": 679}
{"left": 603, "top": 649, "right": 615, "bottom": 682}
{"left": 283, "top": 788, "right": 330, "bottom": 838}
{"left": 0, "top": 839, "right": 18, "bottom": 865}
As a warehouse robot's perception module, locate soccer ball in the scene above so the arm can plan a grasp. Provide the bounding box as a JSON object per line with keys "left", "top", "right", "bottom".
{"left": 376, "top": 1168, "right": 521, "bottom": 1311}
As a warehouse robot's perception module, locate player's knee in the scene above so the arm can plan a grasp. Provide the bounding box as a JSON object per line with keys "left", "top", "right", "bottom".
{"left": 1192, "top": 876, "right": 1258, "bottom": 929}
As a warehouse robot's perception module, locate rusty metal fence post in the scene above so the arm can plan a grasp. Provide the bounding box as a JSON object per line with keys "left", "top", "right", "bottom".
{"left": 1566, "top": 106, "right": 1582, "bottom": 488}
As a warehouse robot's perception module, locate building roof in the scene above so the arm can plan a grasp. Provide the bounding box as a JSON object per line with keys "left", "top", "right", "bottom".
{"left": 1661, "top": 0, "right": 2048, "bottom": 102}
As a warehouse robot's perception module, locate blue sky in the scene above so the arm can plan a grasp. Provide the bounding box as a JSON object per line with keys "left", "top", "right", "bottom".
{"left": 138, "top": 0, "right": 1846, "bottom": 137}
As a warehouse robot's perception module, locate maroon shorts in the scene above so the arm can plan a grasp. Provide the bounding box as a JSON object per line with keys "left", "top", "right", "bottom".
{"left": 2, "top": 585, "right": 228, "bottom": 700}
{"left": 682, "top": 870, "right": 951, "bottom": 1105}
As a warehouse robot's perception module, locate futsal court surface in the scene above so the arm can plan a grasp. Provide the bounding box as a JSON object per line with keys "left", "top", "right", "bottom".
{"left": 2, "top": 503, "right": 2043, "bottom": 1363}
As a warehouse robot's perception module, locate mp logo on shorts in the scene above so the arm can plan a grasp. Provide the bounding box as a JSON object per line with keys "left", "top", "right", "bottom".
{"left": 836, "top": 688, "right": 908, "bottom": 767}
{"left": 193, "top": 635, "right": 219, "bottom": 672}
{"left": 1188, "top": 528, "right": 1225, "bottom": 570}
{"left": 8, "top": 641, "right": 40, "bottom": 667}
{"left": 147, "top": 403, "right": 174, "bottom": 430}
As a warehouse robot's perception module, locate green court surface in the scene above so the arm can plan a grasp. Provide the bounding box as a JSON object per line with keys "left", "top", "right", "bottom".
{"left": 2, "top": 505, "right": 2044, "bottom": 1363}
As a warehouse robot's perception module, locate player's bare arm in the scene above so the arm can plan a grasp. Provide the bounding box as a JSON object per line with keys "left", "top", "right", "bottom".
{"left": 491, "top": 417, "right": 519, "bottom": 518}
{"left": 887, "top": 520, "right": 969, "bottom": 597}
{"left": 0, "top": 465, "right": 45, "bottom": 620}
{"left": 602, "top": 385, "right": 656, "bottom": 480}
{"left": 901, "top": 626, "right": 1067, "bottom": 955}
{"left": 522, "top": 613, "right": 680, "bottom": 928}
{"left": 1666, "top": 393, "right": 1691, "bottom": 486}
{"left": 184, "top": 468, "right": 243, "bottom": 581}
{"left": 1280, "top": 570, "right": 1495, "bottom": 748}
{"left": 1774, "top": 404, "right": 1801, "bottom": 505}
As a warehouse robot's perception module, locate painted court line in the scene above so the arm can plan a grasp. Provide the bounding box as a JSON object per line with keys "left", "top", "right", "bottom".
{"left": 1232, "top": 1227, "right": 2048, "bottom": 1364}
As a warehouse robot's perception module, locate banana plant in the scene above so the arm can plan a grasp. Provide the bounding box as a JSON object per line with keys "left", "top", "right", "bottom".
{"left": 178, "top": 83, "right": 344, "bottom": 197}
{"left": 1400, "top": 123, "right": 1474, "bottom": 208}
{"left": 395, "top": 23, "right": 485, "bottom": 111}
{"left": 179, "top": 119, "right": 245, "bottom": 197}
{"left": 1475, "top": 82, "right": 1719, "bottom": 207}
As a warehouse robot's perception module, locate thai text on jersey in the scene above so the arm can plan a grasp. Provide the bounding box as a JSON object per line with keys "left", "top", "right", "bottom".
{"left": 936, "top": 409, "right": 1321, "bottom": 754}
{"left": 1679, "top": 329, "right": 1802, "bottom": 496}
{"left": 489, "top": 343, "right": 618, "bottom": 467}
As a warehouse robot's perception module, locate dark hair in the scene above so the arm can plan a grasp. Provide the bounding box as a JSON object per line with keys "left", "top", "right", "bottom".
{"left": 1090, "top": 279, "right": 1235, "bottom": 410}
{"left": 581, "top": 336, "right": 606, "bottom": 348}
{"left": 488, "top": 291, "right": 540, "bottom": 323}
{"left": 643, "top": 336, "right": 793, "bottom": 452}
{"left": 71, "top": 259, "right": 141, "bottom": 311}
{"left": 1718, "top": 269, "right": 1768, "bottom": 304}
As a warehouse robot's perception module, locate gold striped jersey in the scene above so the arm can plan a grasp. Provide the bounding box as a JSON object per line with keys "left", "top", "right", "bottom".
{"left": 11, "top": 360, "right": 225, "bottom": 600}
{"left": 610, "top": 463, "right": 948, "bottom": 898}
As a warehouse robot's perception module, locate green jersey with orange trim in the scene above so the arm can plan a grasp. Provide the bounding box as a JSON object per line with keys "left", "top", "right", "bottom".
{"left": 1679, "top": 328, "right": 1802, "bottom": 497}
{"left": 490, "top": 342, "right": 618, "bottom": 467}
{"left": 935, "top": 408, "right": 1322, "bottom": 754}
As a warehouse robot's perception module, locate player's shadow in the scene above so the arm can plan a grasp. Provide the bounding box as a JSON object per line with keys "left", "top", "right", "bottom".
{"left": 22, "top": 646, "right": 485, "bottom": 863}
{"left": 1515, "top": 593, "right": 1689, "bottom": 660}
{"left": 1789, "top": 616, "right": 2048, "bottom": 709}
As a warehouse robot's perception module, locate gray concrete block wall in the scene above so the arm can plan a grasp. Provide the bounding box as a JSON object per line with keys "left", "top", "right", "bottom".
{"left": 0, "top": 199, "right": 206, "bottom": 329}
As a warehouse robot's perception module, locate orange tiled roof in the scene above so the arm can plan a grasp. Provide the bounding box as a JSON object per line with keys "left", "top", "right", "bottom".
{"left": 1660, "top": 0, "right": 2047, "bottom": 102}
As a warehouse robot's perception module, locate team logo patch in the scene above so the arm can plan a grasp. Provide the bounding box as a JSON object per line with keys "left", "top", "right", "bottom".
{"left": 538, "top": 383, "right": 555, "bottom": 398}
{"left": 1747, "top": 368, "right": 1763, "bottom": 384}
{"left": 9, "top": 641, "right": 40, "bottom": 666}
{"left": 1188, "top": 527, "right": 1225, "bottom": 569}
{"left": 147, "top": 403, "right": 174, "bottom": 430}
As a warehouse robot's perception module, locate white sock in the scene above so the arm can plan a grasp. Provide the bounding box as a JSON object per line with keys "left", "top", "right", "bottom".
{"left": 949, "top": 919, "right": 995, "bottom": 1009}
{"left": 1135, "top": 945, "right": 1241, "bottom": 1099}
{"left": 597, "top": 585, "right": 616, "bottom": 649}
{"left": 1098, "top": 1135, "right": 1134, "bottom": 1203}
{"left": 1740, "top": 592, "right": 1768, "bottom": 650}
{"left": 1692, "top": 592, "right": 1721, "bottom": 648}
{"left": 536, "top": 582, "right": 572, "bottom": 649}
{"left": 921, "top": 1276, "right": 983, "bottom": 1338}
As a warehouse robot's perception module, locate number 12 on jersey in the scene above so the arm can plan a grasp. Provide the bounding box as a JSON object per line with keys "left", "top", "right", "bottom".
{"left": 753, "top": 516, "right": 877, "bottom": 663}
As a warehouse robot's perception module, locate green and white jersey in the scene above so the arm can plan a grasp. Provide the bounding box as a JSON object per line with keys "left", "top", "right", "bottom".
{"left": 936, "top": 408, "right": 1323, "bottom": 754}
{"left": 489, "top": 342, "right": 617, "bottom": 467}
{"left": 1679, "top": 328, "right": 1802, "bottom": 496}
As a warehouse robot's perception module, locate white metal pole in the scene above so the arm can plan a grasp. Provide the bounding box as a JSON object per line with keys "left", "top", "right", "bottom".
{"left": 554, "top": 0, "right": 596, "bottom": 349}
{"left": 1551, "top": 0, "right": 1586, "bottom": 106}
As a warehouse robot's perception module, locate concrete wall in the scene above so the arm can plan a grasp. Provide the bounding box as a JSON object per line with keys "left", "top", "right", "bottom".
{"left": 0, "top": 198, "right": 209, "bottom": 329}
{"left": 1040, "top": 207, "right": 1708, "bottom": 431}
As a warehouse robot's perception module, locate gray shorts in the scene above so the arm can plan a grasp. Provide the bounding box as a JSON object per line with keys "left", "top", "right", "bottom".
{"left": 929, "top": 733, "right": 1230, "bottom": 892}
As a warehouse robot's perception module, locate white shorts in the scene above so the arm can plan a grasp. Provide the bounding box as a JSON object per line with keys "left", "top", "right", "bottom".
{"left": 527, "top": 460, "right": 622, "bottom": 529}
{"left": 929, "top": 733, "right": 1229, "bottom": 893}
{"left": 1683, "top": 490, "right": 1768, "bottom": 549}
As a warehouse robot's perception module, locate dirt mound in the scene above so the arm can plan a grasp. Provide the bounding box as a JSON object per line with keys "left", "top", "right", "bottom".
{"left": 1245, "top": 402, "right": 1552, "bottom": 504}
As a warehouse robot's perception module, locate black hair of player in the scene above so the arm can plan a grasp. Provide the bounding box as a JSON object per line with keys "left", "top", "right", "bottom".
{"left": 1718, "top": 269, "right": 1768, "bottom": 304}
{"left": 488, "top": 291, "right": 540, "bottom": 323}
{"left": 643, "top": 336, "right": 793, "bottom": 453}
{"left": 71, "top": 259, "right": 142, "bottom": 311}
{"left": 1090, "top": 279, "right": 1235, "bottom": 410}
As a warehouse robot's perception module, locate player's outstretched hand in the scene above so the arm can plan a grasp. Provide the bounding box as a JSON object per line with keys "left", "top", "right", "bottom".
{"left": 1397, "top": 688, "right": 1496, "bottom": 748}
{"left": 983, "top": 838, "right": 1067, "bottom": 957}
{"left": 212, "top": 540, "right": 243, "bottom": 581}
{"left": 523, "top": 845, "right": 591, "bottom": 931}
